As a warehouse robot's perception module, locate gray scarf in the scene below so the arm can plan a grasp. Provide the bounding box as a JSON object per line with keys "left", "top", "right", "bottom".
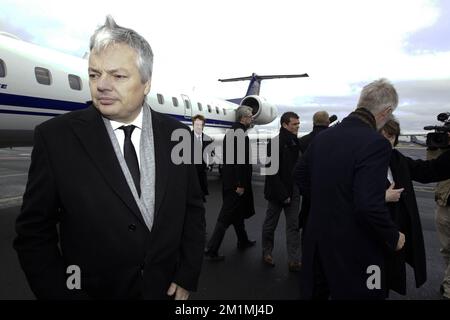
{"left": 349, "top": 107, "right": 377, "bottom": 130}
{"left": 103, "top": 103, "right": 156, "bottom": 231}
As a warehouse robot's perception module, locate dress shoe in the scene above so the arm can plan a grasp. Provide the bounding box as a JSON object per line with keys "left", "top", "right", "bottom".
{"left": 263, "top": 254, "right": 275, "bottom": 267}
{"left": 237, "top": 240, "right": 256, "bottom": 250}
{"left": 204, "top": 251, "right": 225, "bottom": 261}
{"left": 288, "top": 262, "right": 302, "bottom": 272}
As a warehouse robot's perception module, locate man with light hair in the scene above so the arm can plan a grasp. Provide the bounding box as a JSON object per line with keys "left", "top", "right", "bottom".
{"left": 356, "top": 78, "right": 398, "bottom": 129}
{"left": 295, "top": 78, "right": 405, "bottom": 299}
{"left": 298, "top": 111, "right": 331, "bottom": 155}
{"left": 205, "top": 105, "right": 256, "bottom": 260}
{"left": 14, "top": 16, "right": 205, "bottom": 300}
{"left": 313, "top": 111, "right": 330, "bottom": 127}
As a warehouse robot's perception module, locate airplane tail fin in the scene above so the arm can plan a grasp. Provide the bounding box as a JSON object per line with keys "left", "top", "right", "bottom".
{"left": 219, "top": 72, "right": 309, "bottom": 104}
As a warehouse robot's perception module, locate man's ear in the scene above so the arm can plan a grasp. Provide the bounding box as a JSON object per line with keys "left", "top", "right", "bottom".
{"left": 144, "top": 80, "right": 151, "bottom": 95}
{"left": 383, "top": 106, "right": 392, "bottom": 116}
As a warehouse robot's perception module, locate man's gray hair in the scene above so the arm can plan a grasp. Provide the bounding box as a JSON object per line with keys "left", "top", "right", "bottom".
{"left": 357, "top": 78, "right": 398, "bottom": 114}
{"left": 90, "top": 15, "right": 153, "bottom": 83}
{"left": 313, "top": 111, "right": 330, "bottom": 126}
{"left": 236, "top": 105, "right": 253, "bottom": 121}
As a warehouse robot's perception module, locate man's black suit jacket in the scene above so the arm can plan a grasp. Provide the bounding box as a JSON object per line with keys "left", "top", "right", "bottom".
{"left": 192, "top": 132, "right": 213, "bottom": 196}
{"left": 221, "top": 122, "right": 252, "bottom": 191}
{"left": 296, "top": 125, "right": 329, "bottom": 228}
{"left": 14, "top": 105, "right": 206, "bottom": 299}
{"left": 220, "top": 122, "right": 255, "bottom": 219}
{"left": 295, "top": 115, "right": 399, "bottom": 299}
{"left": 297, "top": 125, "right": 329, "bottom": 154}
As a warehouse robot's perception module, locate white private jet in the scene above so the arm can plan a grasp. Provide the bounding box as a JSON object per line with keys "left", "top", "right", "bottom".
{"left": 0, "top": 32, "right": 309, "bottom": 148}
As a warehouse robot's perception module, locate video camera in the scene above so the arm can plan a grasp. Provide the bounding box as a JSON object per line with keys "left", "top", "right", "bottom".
{"left": 424, "top": 112, "right": 450, "bottom": 148}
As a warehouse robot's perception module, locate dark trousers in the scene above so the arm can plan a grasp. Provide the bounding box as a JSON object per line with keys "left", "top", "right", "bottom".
{"left": 307, "top": 250, "right": 387, "bottom": 300}
{"left": 207, "top": 190, "right": 250, "bottom": 253}
{"left": 311, "top": 250, "right": 330, "bottom": 300}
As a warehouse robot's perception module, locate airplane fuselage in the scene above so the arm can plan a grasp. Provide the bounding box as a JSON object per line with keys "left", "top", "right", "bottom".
{"left": 1, "top": 34, "right": 277, "bottom": 147}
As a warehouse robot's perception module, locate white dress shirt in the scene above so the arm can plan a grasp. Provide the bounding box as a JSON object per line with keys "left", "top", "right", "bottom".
{"left": 194, "top": 132, "right": 206, "bottom": 165}
{"left": 387, "top": 167, "right": 394, "bottom": 185}
{"left": 194, "top": 132, "right": 202, "bottom": 146}
{"left": 109, "top": 108, "right": 143, "bottom": 167}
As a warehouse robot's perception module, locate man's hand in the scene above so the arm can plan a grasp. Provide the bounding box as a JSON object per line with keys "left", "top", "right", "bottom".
{"left": 167, "top": 282, "right": 190, "bottom": 300}
{"left": 236, "top": 187, "right": 245, "bottom": 196}
{"left": 396, "top": 232, "right": 405, "bottom": 251}
{"left": 385, "top": 182, "right": 404, "bottom": 202}
{"left": 283, "top": 197, "right": 291, "bottom": 205}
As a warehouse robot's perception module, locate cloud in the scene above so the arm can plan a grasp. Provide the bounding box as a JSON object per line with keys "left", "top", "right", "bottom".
{"left": 0, "top": 20, "right": 34, "bottom": 42}
{"left": 266, "top": 78, "right": 450, "bottom": 132}
{"left": 404, "top": 0, "right": 450, "bottom": 54}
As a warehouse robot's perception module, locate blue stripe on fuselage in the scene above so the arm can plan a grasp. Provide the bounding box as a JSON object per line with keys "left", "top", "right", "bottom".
{"left": 0, "top": 109, "right": 60, "bottom": 117}
{"left": 0, "top": 92, "right": 88, "bottom": 111}
{"left": 0, "top": 92, "right": 234, "bottom": 127}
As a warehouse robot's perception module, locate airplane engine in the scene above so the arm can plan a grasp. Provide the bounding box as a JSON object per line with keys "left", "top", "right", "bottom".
{"left": 240, "top": 95, "right": 277, "bottom": 125}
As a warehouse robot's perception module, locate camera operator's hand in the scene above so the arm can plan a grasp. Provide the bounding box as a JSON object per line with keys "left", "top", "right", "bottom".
{"left": 385, "top": 182, "right": 404, "bottom": 202}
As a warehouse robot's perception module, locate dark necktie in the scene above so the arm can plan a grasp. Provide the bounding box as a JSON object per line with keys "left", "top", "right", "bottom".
{"left": 119, "top": 125, "right": 141, "bottom": 197}
{"left": 195, "top": 135, "right": 202, "bottom": 164}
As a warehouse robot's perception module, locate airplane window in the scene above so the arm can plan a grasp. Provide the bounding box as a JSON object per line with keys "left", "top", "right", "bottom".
{"left": 172, "top": 97, "right": 179, "bottom": 107}
{"left": 207, "top": 105, "right": 212, "bottom": 113}
{"left": 157, "top": 93, "right": 164, "bottom": 104}
{"left": 197, "top": 103, "right": 203, "bottom": 111}
{"left": 0, "top": 59, "right": 5, "bottom": 77}
{"left": 223, "top": 108, "right": 227, "bottom": 115}
{"left": 215, "top": 106, "right": 219, "bottom": 114}
{"left": 184, "top": 100, "right": 191, "bottom": 109}
{"left": 35, "top": 67, "right": 52, "bottom": 85}
{"left": 68, "top": 74, "right": 82, "bottom": 90}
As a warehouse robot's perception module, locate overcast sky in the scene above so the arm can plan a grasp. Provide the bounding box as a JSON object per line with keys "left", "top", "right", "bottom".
{"left": 1, "top": 0, "right": 449, "bottom": 131}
